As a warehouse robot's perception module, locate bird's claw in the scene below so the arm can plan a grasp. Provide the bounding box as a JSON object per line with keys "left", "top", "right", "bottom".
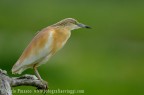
{"left": 37, "top": 80, "right": 48, "bottom": 90}
{"left": 36, "top": 80, "right": 48, "bottom": 95}
{"left": 41, "top": 80, "right": 48, "bottom": 90}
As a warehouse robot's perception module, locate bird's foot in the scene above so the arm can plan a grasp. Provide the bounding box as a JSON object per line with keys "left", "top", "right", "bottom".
{"left": 41, "top": 80, "right": 48, "bottom": 89}
{"left": 37, "top": 79, "right": 48, "bottom": 90}
{"left": 36, "top": 79, "right": 48, "bottom": 95}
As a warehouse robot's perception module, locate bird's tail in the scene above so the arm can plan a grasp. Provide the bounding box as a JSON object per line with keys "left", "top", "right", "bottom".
{"left": 11, "top": 61, "right": 25, "bottom": 74}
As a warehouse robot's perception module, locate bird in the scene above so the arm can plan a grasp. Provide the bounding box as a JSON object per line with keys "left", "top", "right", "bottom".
{"left": 11, "top": 18, "right": 90, "bottom": 86}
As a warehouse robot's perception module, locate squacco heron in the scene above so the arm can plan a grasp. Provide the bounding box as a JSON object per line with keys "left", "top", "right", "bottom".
{"left": 12, "top": 18, "right": 90, "bottom": 86}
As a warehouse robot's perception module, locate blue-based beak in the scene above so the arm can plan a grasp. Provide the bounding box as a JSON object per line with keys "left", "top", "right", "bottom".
{"left": 77, "top": 23, "right": 91, "bottom": 29}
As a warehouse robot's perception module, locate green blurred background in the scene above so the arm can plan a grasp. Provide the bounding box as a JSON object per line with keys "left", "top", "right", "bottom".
{"left": 0, "top": 0, "right": 144, "bottom": 95}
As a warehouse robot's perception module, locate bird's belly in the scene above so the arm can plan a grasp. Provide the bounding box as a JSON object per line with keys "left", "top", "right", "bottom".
{"left": 33, "top": 30, "right": 71, "bottom": 67}
{"left": 36, "top": 53, "right": 53, "bottom": 66}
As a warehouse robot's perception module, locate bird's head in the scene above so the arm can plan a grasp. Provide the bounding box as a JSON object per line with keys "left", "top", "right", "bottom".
{"left": 52, "top": 18, "right": 91, "bottom": 30}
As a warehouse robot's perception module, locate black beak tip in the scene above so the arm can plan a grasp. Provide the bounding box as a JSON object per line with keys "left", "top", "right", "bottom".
{"left": 77, "top": 23, "right": 91, "bottom": 29}
{"left": 85, "top": 26, "right": 91, "bottom": 29}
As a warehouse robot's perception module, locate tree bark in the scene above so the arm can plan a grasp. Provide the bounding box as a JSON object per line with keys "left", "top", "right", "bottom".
{"left": 0, "top": 69, "right": 47, "bottom": 95}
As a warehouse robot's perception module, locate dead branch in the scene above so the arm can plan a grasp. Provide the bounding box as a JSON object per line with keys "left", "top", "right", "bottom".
{"left": 0, "top": 69, "right": 47, "bottom": 95}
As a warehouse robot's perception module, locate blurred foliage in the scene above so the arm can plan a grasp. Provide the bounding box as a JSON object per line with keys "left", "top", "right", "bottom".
{"left": 0, "top": 0, "right": 144, "bottom": 95}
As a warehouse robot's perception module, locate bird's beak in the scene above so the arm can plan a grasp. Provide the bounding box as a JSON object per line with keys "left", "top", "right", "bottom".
{"left": 77, "top": 23, "right": 91, "bottom": 29}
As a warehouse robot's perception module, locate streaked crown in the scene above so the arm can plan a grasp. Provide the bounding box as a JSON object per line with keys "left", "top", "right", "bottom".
{"left": 53, "top": 18, "right": 78, "bottom": 26}
{"left": 52, "top": 18, "right": 91, "bottom": 30}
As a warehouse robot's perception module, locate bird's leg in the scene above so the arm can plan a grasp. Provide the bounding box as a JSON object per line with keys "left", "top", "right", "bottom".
{"left": 34, "top": 66, "right": 42, "bottom": 80}
{"left": 33, "top": 66, "right": 48, "bottom": 89}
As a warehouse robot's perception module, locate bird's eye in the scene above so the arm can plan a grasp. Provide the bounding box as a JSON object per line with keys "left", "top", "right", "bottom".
{"left": 72, "top": 21, "right": 77, "bottom": 25}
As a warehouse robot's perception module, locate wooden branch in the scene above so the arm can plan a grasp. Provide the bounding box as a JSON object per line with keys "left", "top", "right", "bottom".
{"left": 0, "top": 69, "right": 47, "bottom": 95}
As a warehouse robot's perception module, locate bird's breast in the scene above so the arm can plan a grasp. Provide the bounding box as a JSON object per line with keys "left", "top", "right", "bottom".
{"left": 50, "top": 29, "right": 71, "bottom": 54}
